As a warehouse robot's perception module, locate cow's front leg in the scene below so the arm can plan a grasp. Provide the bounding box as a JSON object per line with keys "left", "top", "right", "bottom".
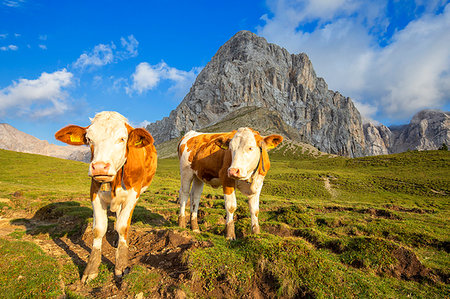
{"left": 248, "top": 191, "right": 262, "bottom": 234}
{"left": 82, "top": 194, "right": 108, "bottom": 283}
{"left": 115, "top": 190, "right": 139, "bottom": 278}
{"left": 224, "top": 183, "right": 237, "bottom": 240}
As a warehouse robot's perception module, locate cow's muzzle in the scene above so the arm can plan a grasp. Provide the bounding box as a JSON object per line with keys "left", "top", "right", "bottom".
{"left": 228, "top": 167, "right": 247, "bottom": 180}
{"left": 90, "top": 162, "right": 114, "bottom": 182}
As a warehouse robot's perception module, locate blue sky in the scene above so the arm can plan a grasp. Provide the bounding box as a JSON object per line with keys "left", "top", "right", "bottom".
{"left": 1, "top": 0, "right": 449, "bottom": 144}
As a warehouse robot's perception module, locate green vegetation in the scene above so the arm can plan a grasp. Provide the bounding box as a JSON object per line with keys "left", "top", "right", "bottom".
{"left": 0, "top": 239, "right": 62, "bottom": 298}
{"left": 0, "top": 148, "right": 448, "bottom": 297}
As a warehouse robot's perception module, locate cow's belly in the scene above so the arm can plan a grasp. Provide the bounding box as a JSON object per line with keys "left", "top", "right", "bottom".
{"left": 205, "top": 177, "right": 221, "bottom": 188}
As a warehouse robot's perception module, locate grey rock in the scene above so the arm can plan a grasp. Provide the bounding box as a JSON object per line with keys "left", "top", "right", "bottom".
{"left": 147, "top": 30, "right": 366, "bottom": 157}
{"left": 390, "top": 110, "right": 449, "bottom": 153}
{"left": 0, "top": 123, "right": 90, "bottom": 162}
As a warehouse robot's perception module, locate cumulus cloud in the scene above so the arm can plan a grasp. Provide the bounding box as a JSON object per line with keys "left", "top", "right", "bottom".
{"left": 0, "top": 44, "right": 18, "bottom": 51}
{"left": 0, "top": 69, "right": 73, "bottom": 118}
{"left": 257, "top": 0, "right": 450, "bottom": 122}
{"left": 127, "top": 61, "right": 202, "bottom": 97}
{"left": 38, "top": 44, "right": 47, "bottom": 50}
{"left": 73, "top": 35, "right": 139, "bottom": 70}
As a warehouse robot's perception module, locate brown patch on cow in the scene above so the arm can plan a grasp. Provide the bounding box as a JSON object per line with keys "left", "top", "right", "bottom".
{"left": 255, "top": 210, "right": 259, "bottom": 218}
{"left": 54, "top": 124, "right": 89, "bottom": 145}
{"left": 93, "top": 227, "right": 102, "bottom": 239}
{"left": 226, "top": 206, "right": 237, "bottom": 214}
{"left": 178, "top": 215, "right": 186, "bottom": 228}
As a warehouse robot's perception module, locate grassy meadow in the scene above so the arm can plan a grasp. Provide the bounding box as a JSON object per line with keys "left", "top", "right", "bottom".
{"left": 0, "top": 147, "right": 449, "bottom": 298}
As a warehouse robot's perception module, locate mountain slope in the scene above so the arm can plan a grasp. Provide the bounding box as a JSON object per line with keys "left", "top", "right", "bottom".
{"left": 0, "top": 123, "right": 90, "bottom": 162}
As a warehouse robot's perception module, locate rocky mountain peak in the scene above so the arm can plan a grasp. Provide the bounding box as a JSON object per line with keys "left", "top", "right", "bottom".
{"left": 147, "top": 30, "right": 366, "bottom": 157}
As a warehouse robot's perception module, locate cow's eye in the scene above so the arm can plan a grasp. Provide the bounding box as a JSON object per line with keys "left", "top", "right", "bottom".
{"left": 248, "top": 146, "right": 254, "bottom": 151}
{"left": 119, "top": 137, "right": 126, "bottom": 143}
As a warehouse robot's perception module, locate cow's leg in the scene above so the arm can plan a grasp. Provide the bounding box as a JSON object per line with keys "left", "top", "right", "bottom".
{"left": 179, "top": 172, "right": 193, "bottom": 228}
{"left": 114, "top": 189, "right": 139, "bottom": 277}
{"left": 224, "top": 187, "right": 237, "bottom": 240}
{"left": 190, "top": 176, "right": 204, "bottom": 232}
{"left": 248, "top": 190, "right": 262, "bottom": 234}
{"left": 81, "top": 195, "right": 108, "bottom": 283}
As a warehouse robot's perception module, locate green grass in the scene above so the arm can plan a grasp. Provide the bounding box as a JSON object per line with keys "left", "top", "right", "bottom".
{"left": 0, "top": 148, "right": 449, "bottom": 297}
{"left": 0, "top": 239, "right": 63, "bottom": 298}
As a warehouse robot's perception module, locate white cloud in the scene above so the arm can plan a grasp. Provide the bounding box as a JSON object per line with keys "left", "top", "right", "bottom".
{"left": 38, "top": 44, "right": 47, "bottom": 50}
{"left": 127, "top": 61, "right": 201, "bottom": 97}
{"left": 120, "top": 35, "right": 139, "bottom": 58}
{"left": 257, "top": 0, "right": 450, "bottom": 122}
{"left": 2, "top": 0, "right": 25, "bottom": 7}
{"left": 73, "top": 43, "right": 115, "bottom": 69}
{"left": 38, "top": 34, "right": 47, "bottom": 41}
{"left": 73, "top": 35, "right": 139, "bottom": 70}
{"left": 0, "top": 34, "right": 7, "bottom": 39}
{"left": 0, "top": 44, "right": 18, "bottom": 51}
{"left": 0, "top": 69, "right": 73, "bottom": 118}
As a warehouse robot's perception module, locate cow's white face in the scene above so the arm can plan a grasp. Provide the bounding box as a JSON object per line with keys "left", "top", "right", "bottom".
{"left": 55, "top": 111, "right": 154, "bottom": 183}
{"left": 227, "top": 128, "right": 261, "bottom": 180}
{"left": 85, "top": 112, "right": 129, "bottom": 182}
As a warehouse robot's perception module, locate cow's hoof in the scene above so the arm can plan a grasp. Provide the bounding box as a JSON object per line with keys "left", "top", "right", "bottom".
{"left": 226, "top": 222, "right": 236, "bottom": 240}
{"left": 81, "top": 272, "right": 98, "bottom": 284}
{"left": 190, "top": 218, "right": 199, "bottom": 232}
{"left": 252, "top": 224, "right": 261, "bottom": 234}
{"left": 81, "top": 248, "right": 102, "bottom": 284}
{"left": 178, "top": 215, "right": 186, "bottom": 228}
{"left": 115, "top": 266, "right": 130, "bottom": 278}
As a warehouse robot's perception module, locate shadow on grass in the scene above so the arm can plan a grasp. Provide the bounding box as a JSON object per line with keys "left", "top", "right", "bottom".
{"left": 13, "top": 201, "right": 170, "bottom": 280}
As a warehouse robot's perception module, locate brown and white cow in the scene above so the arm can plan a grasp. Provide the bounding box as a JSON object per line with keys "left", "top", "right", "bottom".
{"left": 55, "top": 111, "right": 157, "bottom": 282}
{"left": 177, "top": 127, "right": 282, "bottom": 240}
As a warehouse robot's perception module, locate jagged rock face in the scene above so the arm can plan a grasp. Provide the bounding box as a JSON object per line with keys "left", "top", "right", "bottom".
{"left": 390, "top": 110, "right": 450, "bottom": 153}
{"left": 364, "top": 123, "right": 392, "bottom": 156}
{"left": 147, "top": 30, "right": 366, "bottom": 157}
{"left": 0, "top": 123, "right": 90, "bottom": 162}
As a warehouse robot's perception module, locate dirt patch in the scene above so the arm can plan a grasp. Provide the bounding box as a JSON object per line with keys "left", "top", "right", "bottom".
{"left": 385, "top": 204, "right": 435, "bottom": 214}
{"left": 363, "top": 208, "right": 402, "bottom": 220}
{"left": 390, "top": 247, "right": 431, "bottom": 281}
{"left": 262, "top": 223, "right": 295, "bottom": 237}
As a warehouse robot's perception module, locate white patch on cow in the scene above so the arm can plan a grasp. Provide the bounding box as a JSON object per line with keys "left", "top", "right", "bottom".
{"left": 228, "top": 128, "right": 260, "bottom": 180}
{"left": 115, "top": 188, "right": 139, "bottom": 242}
{"left": 91, "top": 194, "right": 108, "bottom": 249}
{"left": 111, "top": 186, "right": 128, "bottom": 212}
{"left": 86, "top": 111, "right": 129, "bottom": 178}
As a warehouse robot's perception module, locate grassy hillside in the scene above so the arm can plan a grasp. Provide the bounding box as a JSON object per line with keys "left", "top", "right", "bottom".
{"left": 0, "top": 148, "right": 448, "bottom": 298}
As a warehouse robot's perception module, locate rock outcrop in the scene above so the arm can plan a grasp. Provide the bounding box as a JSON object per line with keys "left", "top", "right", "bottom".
{"left": 389, "top": 110, "right": 449, "bottom": 153}
{"left": 0, "top": 123, "right": 90, "bottom": 162}
{"left": 147, "top": 30, "right": 366, "bottom": 157}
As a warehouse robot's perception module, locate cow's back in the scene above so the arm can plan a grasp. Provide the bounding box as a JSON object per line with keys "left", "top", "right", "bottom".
{"left": 178, "top": 131, "right": 234, "bottom": 185}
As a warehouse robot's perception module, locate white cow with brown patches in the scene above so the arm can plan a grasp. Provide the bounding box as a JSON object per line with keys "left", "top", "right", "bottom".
{"left": 177, "top": 127, "right": 283, "bottom": 239}
{"left": 55, "top": 111, "right": 157, "bottom": 282}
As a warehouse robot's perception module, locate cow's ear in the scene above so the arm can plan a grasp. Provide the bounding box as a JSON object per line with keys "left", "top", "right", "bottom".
{"left": 214, "top": 135, "right": 231, "bottom": 150}
{"left": 264, "top": 134, "right": 283, "bottom": 149}
{"left": 55, "top": 125, "right": 87, "bottom": 145}
{"left": 128, "top": 128, "right": 154, "bottom": 148}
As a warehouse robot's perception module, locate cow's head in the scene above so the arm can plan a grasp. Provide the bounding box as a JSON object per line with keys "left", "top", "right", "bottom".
{"left": 55, "top": 111, "right": 154, "bottom": 182}
{"left": 216, "top": 127, "right": 283, "bottom": 180}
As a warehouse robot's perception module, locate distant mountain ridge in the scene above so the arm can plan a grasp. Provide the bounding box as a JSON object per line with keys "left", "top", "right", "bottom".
{"left": 147, "top": 31, "right": 449, "bottom": 157}
{"left": 0, "top": 123, "right": 90, "bottom": 162}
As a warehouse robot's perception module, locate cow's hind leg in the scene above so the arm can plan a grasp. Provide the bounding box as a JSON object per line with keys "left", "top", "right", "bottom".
{"left": 81, "top": 195, "right": 108, "bottom": 283}
{"left": 114, "top": 190, "right": 139, "bottom": 278}
{"left": 179, "top": 171, "right": 193, "bottom": 228}
{"left": 190, "top": 176, "right": 204, "bottom": 232}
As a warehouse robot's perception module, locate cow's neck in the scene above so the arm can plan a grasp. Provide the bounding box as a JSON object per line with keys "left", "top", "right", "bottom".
{"left": 247, "top": 147, "right": 264, "bottom": 184}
